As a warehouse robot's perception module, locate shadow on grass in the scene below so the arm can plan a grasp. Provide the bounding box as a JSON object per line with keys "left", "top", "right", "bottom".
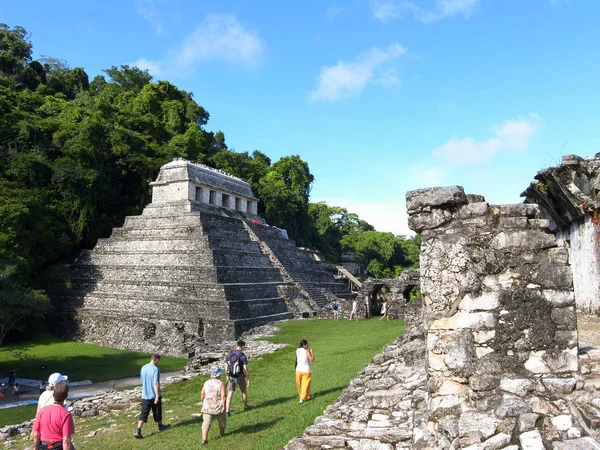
{"left": 172, "top": 417, "right": 202, "bottom": 429}
{"left": 252, "top": 385, "right": 346, "bottom": 409}
{"left": 229, "top": 418, "right": 282, "bottom": 435}
{"left": 0, "top": 340, "right": 185, "bottom": 382}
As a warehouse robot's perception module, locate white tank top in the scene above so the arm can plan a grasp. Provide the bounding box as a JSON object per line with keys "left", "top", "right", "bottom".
{"left": 296, "top": 348, "right": 311, "bottom": 373}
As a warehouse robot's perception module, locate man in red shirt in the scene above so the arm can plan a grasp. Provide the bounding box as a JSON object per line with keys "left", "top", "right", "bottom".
{"left": 32, "top": 382, "right": 74, "bottom": 450}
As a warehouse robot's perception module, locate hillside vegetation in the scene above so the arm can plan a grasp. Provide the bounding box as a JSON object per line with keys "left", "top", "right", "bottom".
{"left": 0, "top": 24, "right": 419, "bottom": 344}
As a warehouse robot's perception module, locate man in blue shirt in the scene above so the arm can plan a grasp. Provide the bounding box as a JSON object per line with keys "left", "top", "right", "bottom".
{"left": 135, "top": 353, "right": 170, "bottom": 439}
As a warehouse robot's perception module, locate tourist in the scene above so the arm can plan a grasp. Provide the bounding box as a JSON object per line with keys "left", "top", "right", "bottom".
{"left": 8, "top": 368, "right": 16, "bottom": 387}
{"left": 134, "top": 353, "right": 170, "bottom": 439}
{"left": 32, "top": 382, "right": 74, "bottom": 450}
{"left": 380, "top": 299, "right": 389, "bottom": 321}
{"left": 0, "top": 383, "right": 5, "bottom": 403}
{"left": 348, "top": 299, "right": 359, "bottom": 321}
{"left": 331, "top": 300, "right": 340, "bottom": 320}
{"left": 295, "top": 340, "right": 315, "bottom": 404}
{"left": 38, "top": 373, "right": 68, "bottom": 411}
{"left": 200, "top": 366, "right": 226, "bottom": 445}
{"left": 225, "top": 340, "right": 251, "bottom": 416}
{"left": 13, "top": 383, "right": 20, "bottom": 401}
{"left": 39, "top": 381, "right": 46, "bottom": 395}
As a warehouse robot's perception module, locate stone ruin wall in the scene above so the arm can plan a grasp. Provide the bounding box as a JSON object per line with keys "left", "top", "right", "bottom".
{"left": 407, "top": 185, "right": 582, "bottom": 447}
{"left": 522, "top": 154, "right": 600, "bottom": 314}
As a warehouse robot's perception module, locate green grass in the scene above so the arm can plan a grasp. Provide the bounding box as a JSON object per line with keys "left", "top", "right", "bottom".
{"left": 0, "top": 404, "right": 37, "bottom": 428}
{"left": 0, "top": 333, "right": 187, "bottom": 383}
{"left": 4, "top": 318, "right": 403, "bottom": 450}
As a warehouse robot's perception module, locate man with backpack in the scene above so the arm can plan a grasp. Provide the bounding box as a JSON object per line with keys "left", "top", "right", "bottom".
{"left": 224, "top": 340, "right": 251, "bottom": 416}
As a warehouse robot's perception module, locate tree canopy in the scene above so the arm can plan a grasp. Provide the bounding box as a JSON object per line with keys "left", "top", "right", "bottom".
{"left": 0, "top": 25, "right": 420, "bottom": 343}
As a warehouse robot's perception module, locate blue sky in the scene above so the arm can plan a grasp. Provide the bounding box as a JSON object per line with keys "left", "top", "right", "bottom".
{"left": 2, "top": 0, "right": 599, "bottom": 235}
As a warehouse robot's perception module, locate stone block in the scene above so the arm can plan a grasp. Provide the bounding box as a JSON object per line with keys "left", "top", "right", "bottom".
{"left": 551, "top": 307, "right": 577, "bottom": 328}
{"left": 458, "top": 410, "right": 501, "bottom": 440}
{"left": 406, "top": 186, "right": 468, "bottom": 212}
{"left": 525, "top": 348, "right": 578, "bottom": 375}
{"left": 541, "top": 378, "right": 576, "bottom": 396}
{"left": 493, "top": 204, "right": 539, "bottom": 218}
{"left": 490, "top": 230, "right": 555, "bottom": 250}
{"left": 551, "top": 437, "right": 600, "bottom": 450}
{"left": 496, "top": 398, "right": 531, "bottom": 418}
{"left": 459, "top": 292, "right": 500, "bottom": 312}
{"left": 473, "top": 330, "right": 496, "bottom": 344}
{"left": 499, "top": 376, "right": 536, "bottom": 397}
{"left": 548, "top": 247, "right": 569, "bottom": 265}
{"left": 528, "top": 218, "right": 551, "bottom": 229}
{"left": 470, "top": 375, "right": 499, "bottom": 391}
{"left": 519, "top": 429, "right": 544, "bottom": 449}
{"left": 457, "top": 202, "right": 489, "bottom": 218}
{"left": 431, "top": 312, "right": 497, "bottom": 330}
{"left": 550, "top": 414, "right": 572, "bottom": 431}
{"left": 499, "top": 217, "right": 529, "bottom": 228}
{"left": 518, "top": 413, "right": 539, "bottom": 432}
{"left": 480, "top": 432, "right": 511, "bottom": 449}
{"left": 438, "top": 379, "right": 468, "bottom": 396}
{"left": 407, "top": 209, "right": 452, "bottom": 233}
{"left": 542, "top": 290, "right": 576, "bottom": 307}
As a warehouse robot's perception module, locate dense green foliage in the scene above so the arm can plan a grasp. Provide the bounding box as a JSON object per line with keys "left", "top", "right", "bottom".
{"left": 3, "top": 318, "right": 403, "bottom": 449}
{"left": 0, "top": 24, "right": 419, "bottom": 343}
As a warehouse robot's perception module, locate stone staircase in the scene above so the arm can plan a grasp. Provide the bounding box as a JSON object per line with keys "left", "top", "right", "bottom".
{"left": 245, "top": 221, "right": 356, "bottom": 309}
{"left": 46, "top": 203, "right": 293, "bottom": 357}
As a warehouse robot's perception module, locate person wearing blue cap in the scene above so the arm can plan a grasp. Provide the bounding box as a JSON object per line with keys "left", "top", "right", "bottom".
{"left": 200, "top": 366, "right": 226, "bottom": 445}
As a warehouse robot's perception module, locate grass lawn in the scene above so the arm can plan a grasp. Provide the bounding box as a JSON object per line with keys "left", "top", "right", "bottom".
{"left": 6, "top": 317, "right": 403, "bottom": 449}
{"left": 0, "top": 333, "right": 187, "bottom": 384}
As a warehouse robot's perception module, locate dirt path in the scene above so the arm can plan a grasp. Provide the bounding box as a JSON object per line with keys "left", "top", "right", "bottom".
{"left": 1, "top": 371, "right": 181, "bottom": 407}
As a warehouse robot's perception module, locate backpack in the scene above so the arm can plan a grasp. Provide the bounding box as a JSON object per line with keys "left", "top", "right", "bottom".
{"left": 227, "top": 351, "right": 243, "bottom": 377}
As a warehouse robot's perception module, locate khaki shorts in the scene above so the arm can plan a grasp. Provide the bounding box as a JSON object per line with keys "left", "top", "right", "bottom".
{"left": 227, "top": 374, "right": 246, "bottom": 392}
{"left": 202, "top": 413, "right": 226, "bottom": 431}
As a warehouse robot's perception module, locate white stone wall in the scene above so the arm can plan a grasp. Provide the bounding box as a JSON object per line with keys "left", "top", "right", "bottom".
{"left": 559, "top": 216, "right": 600, "bottom": 314}
{"left": 152, "top": 180, "right": 189, "bottom": 203}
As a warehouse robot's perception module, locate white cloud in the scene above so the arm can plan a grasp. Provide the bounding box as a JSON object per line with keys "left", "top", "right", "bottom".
{"left": 372, "top": 0, "right": 479, "bottom": 23}
{"left": 130, "top": 57, "right": 162, "bottom": 77}
{"left": 409, "top": 164, "right": 446, "bottom": 188}
{"left": 309, "top": 43, "right": 406, "bottom": 102}
{"left": 326, "top": 5, "right": 346, "bottom": 19}
{"left": 371, "top": 0, "right": 403, "bottom": 22}
{"left": 317, "top": 198, "right": 414, "bottom": 236}
{"left": 432, "top": 114, "right": 543, "bottom": 167}
{"left": 135, "top": 0, "right": 164, "bottom": 35}
{"left": 375, "top": 68, "right": 401, "bottom": 87}
{"left": 174, "top": 14, "right": 262, "bottom": 70}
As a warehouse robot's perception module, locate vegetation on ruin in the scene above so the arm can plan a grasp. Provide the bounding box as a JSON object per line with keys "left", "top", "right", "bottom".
{"left": 3, "top": 317, "right": 403, "bottom": 449}
{"left": 0, "top": 24, "right": 419, "bottom": 344}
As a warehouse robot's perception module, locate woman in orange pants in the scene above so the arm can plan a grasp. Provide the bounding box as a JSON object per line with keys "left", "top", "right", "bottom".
{"left": 295, "top": 340, "right": 315, "bottom": 403}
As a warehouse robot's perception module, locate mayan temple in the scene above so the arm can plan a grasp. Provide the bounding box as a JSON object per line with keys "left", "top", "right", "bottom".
{"left": 46, "top": 159, "right": 355, "bottom": 357}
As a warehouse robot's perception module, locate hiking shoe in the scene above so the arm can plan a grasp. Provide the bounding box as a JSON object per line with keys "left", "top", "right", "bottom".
{"left": 299, "top": 400, "right": 304, "bottom": 404}
{"left": 202, "top": 440, "right": 208, "bottom": 445}
{"left": 244, "top": 405, "right": 253, "bottom": 411}
{"left": 226, "top": 411, "right": 231, "bottom": 417}
{"left": 158, "top": 424, "right": 171, "bottom": 432}
{"left": 134, "top": 430, "right": 143, "bottom": 439}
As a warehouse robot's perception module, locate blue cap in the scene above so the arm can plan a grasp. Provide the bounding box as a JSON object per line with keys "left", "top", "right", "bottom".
{"left": 210, "top": 366, "right": 223, "bottom": 378}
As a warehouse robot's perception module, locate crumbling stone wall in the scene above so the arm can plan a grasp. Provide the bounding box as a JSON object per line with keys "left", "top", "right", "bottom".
{"left": 522, "top": 154, "right": 600, "bottom": 314}
{"left": 359, "top": 269, "right": 420, "bottom": 318}
{"left": 406, "top": 185, "right": 580, "bottom": 447}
